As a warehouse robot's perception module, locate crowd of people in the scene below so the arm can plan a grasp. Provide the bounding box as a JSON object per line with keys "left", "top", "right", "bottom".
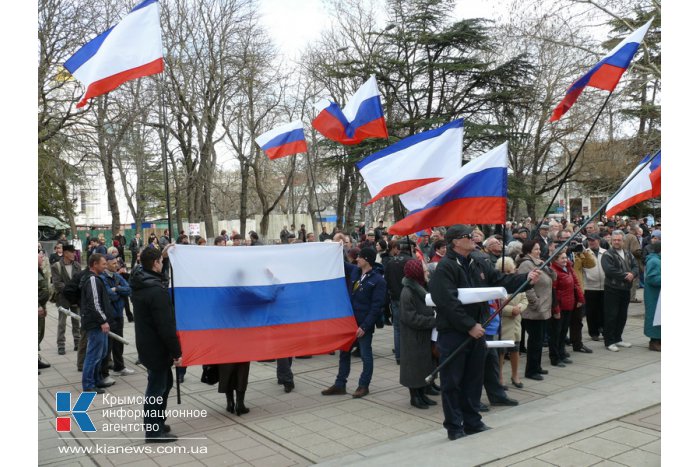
{"left": 37, "top": 213, "right": 661, "bottom": 442}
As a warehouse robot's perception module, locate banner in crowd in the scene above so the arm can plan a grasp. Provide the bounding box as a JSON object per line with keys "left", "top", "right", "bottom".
{"left": 64, "top": 0, "right": 163, "bottom": 108}
{"left": 312, "top": 75, "right": 388, "bottom": 145}
{"left": 168, "top": 242, "right": 357, "bottom": 365}
{"left": 605, "top": 151, "right": 661, "bottom": 217}
{"left": 550, "top": 19, "right": 653, "bottom": 122}
{"left": 357, "top": 119, "right": 463, "bottom": 204}
{"left": 255, "top": 120, "right": 308, "bottom": 159}
{"left": 389, "top": 142, "right": 508, "bottom": 235}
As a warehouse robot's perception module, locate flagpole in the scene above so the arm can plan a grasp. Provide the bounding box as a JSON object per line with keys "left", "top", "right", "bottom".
{"left": 306, "top": 149, "right": 325, "bottom": 235}
{"left": 426, "top": 149, "right": 659, "bottom": 384}
{"left": 535, "top": 92, "right": 613, "bottom": 232}
{"left": 157, "top": 72, "right": 180, "bottom": 404}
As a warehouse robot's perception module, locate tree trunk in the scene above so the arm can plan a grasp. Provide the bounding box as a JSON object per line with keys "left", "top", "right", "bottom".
{"left": 238, "top": 160, "right": 250, "bottom": 235}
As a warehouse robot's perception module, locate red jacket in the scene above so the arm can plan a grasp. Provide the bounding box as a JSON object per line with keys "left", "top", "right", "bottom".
{"left": 551, "top": 260, "right": 584, "bottom": 313}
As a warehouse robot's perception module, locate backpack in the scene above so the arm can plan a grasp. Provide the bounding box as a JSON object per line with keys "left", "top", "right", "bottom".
{"left": 62, "top": 269, "right": 90, "bottom": 307}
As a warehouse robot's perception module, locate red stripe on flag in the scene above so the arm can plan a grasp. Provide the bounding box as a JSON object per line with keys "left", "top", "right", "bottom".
{"left": 352, "top": 117, "right": 388, "bottom": 142}
{"left": 312, "top": 112, "right": 387, "bottom": 145}
{"left": 388, "top": 196, "right": 506, "bottom": 236}
{"left": 366, "top": 178, "right": 442, "bottom": 205}
{"left": 550, "top": 87, "right": 584, "bottom": 122}
{"left": 587, "top": 63, "right": 626, "bottom": 92}
{"left": 605, "top": 189, "right": 654, "bottom": 217}
{"left": 77, "top": 58, "right": 164, "bottom": 108}
{"left": 265, "top": 140, "right": 308, "bottom": 159}
{"left": 650, "top": 167, "right": 661, "bottom": 197}
{"left": 177, "top": 317, "right": 357, "bottom": 366}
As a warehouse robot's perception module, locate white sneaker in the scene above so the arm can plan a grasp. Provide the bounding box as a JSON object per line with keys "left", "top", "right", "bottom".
{"left": 607, "top": 344, "right": 620, "bottom": 352}
{"left": 616, "top": 341, "right": 632, "bottom": 348}
{"left": 100, "top": 376, "right": 116, "bottom": 386}
{"left": 113, "top": 367, "right": 135, "bottom": 376}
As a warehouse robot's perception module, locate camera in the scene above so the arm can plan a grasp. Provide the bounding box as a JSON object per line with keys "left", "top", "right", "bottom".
{"left": 568, "top": 242, "right": 584, "bottom": 254}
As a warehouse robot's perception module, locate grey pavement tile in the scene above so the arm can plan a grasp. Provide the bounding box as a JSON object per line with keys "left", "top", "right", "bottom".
{"left": 507, "top": 459, "right": 558, "bottom": 467}
{"left": 235, "top": 445, "right": 279, "bottom": 462}
{"left": 249, "top": 454, "right": 302, "bottom": 467}
{"left": 287, "top": 433, "right": 328, "bottom": 449}
{"left": 536, "top": 446, "right": 604, "bottom": 466}
{"left": 595, "top": 427, "right": 659, "bottom": 448}
{"left": 307, "top": 442, "right": 352, "bottom": 459}
{"left": 569, "top": 437, "right": 633, "bottom": 458}
{"left": 153, "top": 453, "right": 199, "bottom": 466}
{"left": 120, "top": 457, "right": 160, "bottom": 466}
{"left": 639, "top": 439, "right": 661, "bottom": 455}
{"left": 191, "top": 454, "right": 248, "bottom": 466}
{"left": 609, "top": 448, "right": 661, "bottom": 467}
{"left": 591, "top": 461, "right": 629, "bottom": 467}
{"left": 337, "top": 433, "right": 377, "bottom": 449}
{"left": 207, "top": 428, "right": 251, "bottom": 443}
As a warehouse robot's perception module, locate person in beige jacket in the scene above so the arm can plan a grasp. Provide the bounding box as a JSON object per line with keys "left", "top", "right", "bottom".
{"left": 516, "top": 240, "right": 557, "bottom": 381}
{"left": 496, "top": 256, "right": 529, "bottom": 388}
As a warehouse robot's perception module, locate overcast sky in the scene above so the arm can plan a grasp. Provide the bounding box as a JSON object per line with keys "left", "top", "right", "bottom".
{"left": 257, "top": 0, "right": 501, "bottom": 60}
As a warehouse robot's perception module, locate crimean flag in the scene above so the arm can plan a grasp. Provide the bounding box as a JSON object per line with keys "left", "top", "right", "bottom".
{"left": 550, "top": 19, "right": 653, "bottom": 122}
{"left": 64, "top": 0, "right": 163, "bottom": 108}
{"left": 389, "top": 143, "right": 508, "bottom": 236}
{"left": 255, "top": 121, "right": 307, "bottom": 160}
{"left": 168, "top": 242, "right": 357, "bottom": 365}
{"left": 605, "top": 151, "right": 661, "bottom": 217}
{"left": 312, "top": 75, "right": 388, "bottom": 145}
{"left": 356, "top": 119, "right": 463, "bottom": 204}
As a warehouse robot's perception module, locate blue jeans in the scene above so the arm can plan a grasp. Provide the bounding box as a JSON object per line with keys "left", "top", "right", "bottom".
{"left": 82, "top": 328, "right": 108, "bottom": 390}
{"left": 144, "top": 367, "right": 173, "bottom": 437}
{"left": 335, "top": 333, "right": 374, "bottom": 388}
{"left": 392, "top": 299, "right": 401, "bottom": 361}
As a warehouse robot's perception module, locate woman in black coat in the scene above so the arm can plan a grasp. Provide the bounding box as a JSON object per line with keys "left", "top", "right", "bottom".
{"left": 399, "top": 259, "right": 437, "bottom": 409}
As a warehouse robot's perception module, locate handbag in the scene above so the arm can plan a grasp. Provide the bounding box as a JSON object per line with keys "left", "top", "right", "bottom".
{"left": 200, "top": 364, "right": 219, "bottom": 385}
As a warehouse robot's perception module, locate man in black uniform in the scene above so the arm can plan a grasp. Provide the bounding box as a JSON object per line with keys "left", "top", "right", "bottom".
{"left": 430, "top": 225, "right": 541, "bottom": 440}
{"left": 132, "top": 246, "right": 182, "bottom": 443}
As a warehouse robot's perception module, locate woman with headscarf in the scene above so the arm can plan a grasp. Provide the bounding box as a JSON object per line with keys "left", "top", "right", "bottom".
{"left": 516, "top": 240, "right": 557, "bottom": 381}
{"left": 399, "top": 259, "right": 437, "bottom": 409}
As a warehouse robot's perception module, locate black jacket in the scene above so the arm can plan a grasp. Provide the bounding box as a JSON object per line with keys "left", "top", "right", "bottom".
{"left": 384, "top": 252, "right": 412, "bottom": 300}
{"left": 430, "top": 248, "right": 531, "bottom": 335}
{"left": 79, "top": 270, "right": 112, "bottom": 331}
{"left": 131, "top": 267, "right": 182, "bottom": 370}
{"left": 601, "top": 248, "right": 639, "bottom": 291}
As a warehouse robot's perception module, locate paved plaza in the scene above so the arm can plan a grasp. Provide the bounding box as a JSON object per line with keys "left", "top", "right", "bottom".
{"left": 38, "top": 291, "right": 660, "bottom": 466}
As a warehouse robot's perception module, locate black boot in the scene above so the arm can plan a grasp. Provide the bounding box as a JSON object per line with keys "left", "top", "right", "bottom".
{"left": 410, "top": 388, "right": 428, "bottom": 409}
{"left": 235, "top": 390, "right": 250, "bottom": 415}
{"left": 418, "top": 388, "right": 437, "bottom": 406}
{"left": 225, "top": 391, "right": 234, "bottom": 413}
{"left": 424, "top": 384, "right": 440, "bottom": 396}
{"left": 431, "top": 381, "right": 441, "bottom": 392}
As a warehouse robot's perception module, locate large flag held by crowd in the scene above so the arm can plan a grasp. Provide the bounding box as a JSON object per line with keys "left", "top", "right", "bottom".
{"left": 64, "top": 0, "right": 164, "bottom": 108}
{"left": 255, "top": 121, "right": 308, "bottom": 160}
{"left": 356, "top": 119, "right": 463, "bottom": 204}
{"left": 168, "top": 242, "right": 357, "bottom": 366}
{"left": 605, "top": 151, "right": 661, "bottom": 217}
{"left": 312, "top": 75, "right": 389, "bottom": 145}
{"left": 388, "top": 142, "right": 509, "bottom": 236}
{"left": 549, "top": 19, "right": 653, "bottom": 122}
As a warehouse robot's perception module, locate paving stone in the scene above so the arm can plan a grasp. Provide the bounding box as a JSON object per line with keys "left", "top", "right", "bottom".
{"left": 235, "top": 445, "right": 278, "bottom": 462}
{"left": 609, "top": 448, "right": 661, "bottom": 467}
{"left": 569, "top": 437, "right": 632, "bottom": 458}
{"left": 537, "top": 446, "right": 603, "bottom": 467}
{"left": 249, "top": 454, "right": 300, "bottom": 467}
{"left": 639, "top": 439, "right": 661, "bottom": 455}
{"left": 595, "top": 427, "right": 658, "bottom": 448}
{"left": 508, "top": 458, "right": 558, "bottom": 467}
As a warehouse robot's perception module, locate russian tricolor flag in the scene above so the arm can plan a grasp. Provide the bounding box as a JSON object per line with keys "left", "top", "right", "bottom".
{"left": 168, "top": 242, "right": 357, "bottom": 365}
{"left": 64, "top": 0, "right": 163, "bottom": 108}
{"left": 255, "top": 121, "right": 308, "bottom": 160}
{"left": 605, "top": 151, "right": 661, "bottom": 217}
{"left": 550, "top": 19, "right": 653, "bottom": 122}
{"left": 357, "top": 120, "right": 463, "bottom": 204}
{"left": 312, "top": 75, "right": 388, "bottom": 145}
{"left": 389, "top": 143, "right": 508, "bottom": 236}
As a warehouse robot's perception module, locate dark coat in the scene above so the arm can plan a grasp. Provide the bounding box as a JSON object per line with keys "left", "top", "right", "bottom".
{"left": 51, "top": 259, "right": 83, "bottom": 309}
{"left": 601, "top": 248, "right": 639, "bottom": 291}
{"left": 399, "top": 278, "right": 436, "bottom": 388}
{"left": 131, "top": 267, "right": 182, "bottom": 370}
{"left": 430, "top": 248, "right": 530, "bottom": 335}
{"left": 79, "top": 270, "right": 112, "bottom": 330}
{"left": 38, "top": 269, "right": 50, "bottom": 308}
{"left": 384, "top": 252, "right": 412, "bottom": 300}
{"left": 351, "top": 268, "right": 387, "bottom": 334}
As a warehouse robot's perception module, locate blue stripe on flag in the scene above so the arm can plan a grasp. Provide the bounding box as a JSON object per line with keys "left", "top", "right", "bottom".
{"left": 174, "top": 277, "right": 354, "bottom": 331}
{"left": 420, "top": 167, "right": 507, "bottom": 211}
{"left": 347, "top": 96, "right": 385, "bottom": 136}
{"left": 130, "top": 0, "right": 158, "bottom": 13}
{"left": 603, "top": 42, "right": 641, "bottom": 69}
{"left": 64, "top": 27, "right": 115, "bottom": 73}
{"left": 356, "top": 119, "right": 463, "bottom": 169}
{"left": 262, "top": 128, "right": 305, "bottom": 150}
